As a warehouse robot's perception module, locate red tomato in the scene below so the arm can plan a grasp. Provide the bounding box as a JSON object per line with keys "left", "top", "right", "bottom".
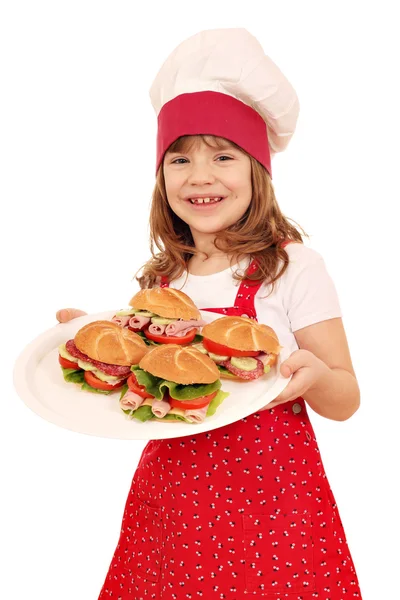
{"left": 127, "top": 373, "right": 154, "bottom": 399}
{"left": 168, "top": 390, "right": 217, "bottom": 410}
{"left": 144, "top": 328, "right": 197, "bottom": 345}
{"left": 84, "top": 371, "right": 126, "bottom": 391}
{"left": 59, "top": 354, "right": 80, "bottom": 370}
{"left": 202, "top": 337, "right": 260, "bottom": 357}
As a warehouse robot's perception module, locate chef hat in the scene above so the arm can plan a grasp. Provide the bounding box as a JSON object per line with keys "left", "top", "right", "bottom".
{"left": 150, "top": 28, "right": 299, "bottom": 178}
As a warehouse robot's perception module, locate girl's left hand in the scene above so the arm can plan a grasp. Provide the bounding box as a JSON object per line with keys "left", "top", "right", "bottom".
{"left": 260, "top": 349, "right": 328, "bottom": 410}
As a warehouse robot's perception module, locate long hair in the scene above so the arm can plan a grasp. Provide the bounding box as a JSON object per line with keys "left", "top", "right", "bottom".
{"left": 135, "top": 135, "right": 308, "bottom": 291}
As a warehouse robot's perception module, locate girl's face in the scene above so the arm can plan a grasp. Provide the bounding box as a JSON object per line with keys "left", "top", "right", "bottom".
{"left": 163, "top": 137, "right": 252, "bottom": 239}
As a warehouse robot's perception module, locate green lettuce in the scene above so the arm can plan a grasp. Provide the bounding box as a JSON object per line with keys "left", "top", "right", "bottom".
{"left": 206, "top": 390, "right": 230, "bottom": 416}
{"left": 61, "top": 368, "right": 85, "bottom": 384}
{"left": 135, "top": 331, "right": 159, "bottom": 346}
{"left": 123, "top": 405, "right": 154, "bottom": 422}
{"left": 119, "top": 384, "right": 129, "bottom": 399}
{"left": 61, "top": 367, "right": 112, "bottom": 394}
{"left": 161, "top": 413, "right": 188, "bottom": 422}
{"left": 217, "top": 365, "right": 238, "bottom": 379}
{"left": 81, "top": 382, "right": 111, "bottom": 395}
{"left": 132, "top": 368, "right": 221, "bottom": 400}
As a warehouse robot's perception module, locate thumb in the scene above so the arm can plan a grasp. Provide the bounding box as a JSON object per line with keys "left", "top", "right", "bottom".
{"left": 280, "top": 362, "right": 292, "bottom": 378}
{"left": 280, "top": 349, "right": 312, "bottom": 377}
{"left": 56, "top": 308, "right": 87, "bottom": 323}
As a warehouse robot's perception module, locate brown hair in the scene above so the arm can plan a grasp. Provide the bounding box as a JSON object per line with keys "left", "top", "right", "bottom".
{"left": 135, "top": 135, "right": 308, "bottom": 291}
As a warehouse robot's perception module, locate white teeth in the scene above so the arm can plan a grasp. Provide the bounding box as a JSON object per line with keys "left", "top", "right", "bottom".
{"left": 190, "top": 197, "right": 222, "bottom": 204}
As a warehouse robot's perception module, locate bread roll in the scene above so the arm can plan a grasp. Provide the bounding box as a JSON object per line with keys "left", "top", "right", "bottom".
{"left": 129, "top": 287, "right": 201, "bottom": 321}
{"left": 139, "top": 344, "right": 220, "bottom": 384}
{"left": 202, "top": 316, "right": 281, "bottom": 354}
{"left": 74, "top": 320, "right": 148, "bottom": 366}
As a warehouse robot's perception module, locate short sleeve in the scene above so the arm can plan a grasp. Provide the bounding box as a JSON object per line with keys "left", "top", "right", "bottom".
{"left": 282, "top": 252, "right": 342, "bottom": 332}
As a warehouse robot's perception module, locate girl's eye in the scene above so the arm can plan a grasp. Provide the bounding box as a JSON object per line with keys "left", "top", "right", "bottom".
{"left": 171, "top": 158, "right": 188, "bottom": 164}
{"left": 216, "top": 155, "right": 232, "bottom": 161}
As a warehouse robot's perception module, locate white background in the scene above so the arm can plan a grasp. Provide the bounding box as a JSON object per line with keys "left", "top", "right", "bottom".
{"left": 2, "top": 1, "right": 399, "bottom": 598}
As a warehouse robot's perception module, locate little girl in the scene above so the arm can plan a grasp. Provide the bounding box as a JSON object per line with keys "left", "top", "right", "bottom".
{"left": 57, "top": 29, "right": 362, "bottom": 599}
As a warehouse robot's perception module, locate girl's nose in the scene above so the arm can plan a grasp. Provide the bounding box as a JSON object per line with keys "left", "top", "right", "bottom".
{"left": 187, "top": 163, "right": 215, "bottom": 185}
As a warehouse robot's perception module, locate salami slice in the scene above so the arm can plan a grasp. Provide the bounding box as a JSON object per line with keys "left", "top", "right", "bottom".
{"left": 221, "top": 358, "right": 264, "bottom": 380}
{"left": 65, "top": 340, "right": 132, "bottom": 376}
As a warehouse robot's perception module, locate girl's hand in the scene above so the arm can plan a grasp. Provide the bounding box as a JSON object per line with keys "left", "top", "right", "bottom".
{"left": 56, "top": 308, "right": 87, "bottom": 323}
{"left": 260, "top": 349, "right": 328, "bottom": 410}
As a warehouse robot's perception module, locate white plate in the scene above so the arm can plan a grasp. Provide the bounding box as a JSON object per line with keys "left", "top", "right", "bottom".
{"left": 13, "top": 310, "right": 292, "bottom": 440}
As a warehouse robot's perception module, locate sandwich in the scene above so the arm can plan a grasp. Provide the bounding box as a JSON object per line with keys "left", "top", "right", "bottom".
{"left": 194, "top": 316, "right": 281, "bottom": 381}
{"left": 119, "top": 344, "right": 229, "bottom": 423}
{"left": 58, "top": 320, "right": 148, "bottom": 394}
{"left": 111, "top": 287, "right": 206, "bottom": 346}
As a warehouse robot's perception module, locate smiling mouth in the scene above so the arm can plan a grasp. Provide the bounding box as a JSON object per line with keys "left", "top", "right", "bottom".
{"left": 187, "top": 197, "right": 224, "bottom": 205}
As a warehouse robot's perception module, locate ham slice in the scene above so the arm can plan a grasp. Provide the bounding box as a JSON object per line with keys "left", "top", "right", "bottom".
{"left": 148, "top": 323, "right": 167, "bottom": 335}
{"left": 111, "top": 315, "right": 130, "bottom": 327}
{"left": 120, "top": 390, "right": 145, "bottom": 411}
{"left": 151, "top": 399, "right": 171, "bottom": 418}
{"left": 165, "top": 319, "right": 207, "bottom": 337}
{"left": 183, "top": 405, "right": 209, "bottom": 424}
{"left": 128, "top": 315, "right": 151, "bottom": 330}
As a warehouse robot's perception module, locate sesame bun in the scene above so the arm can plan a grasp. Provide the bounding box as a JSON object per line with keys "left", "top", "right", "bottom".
{"left": 139, "top": 344, "right": 220, "bottom": 384}
{"left": 202, "top": 316, "right": 281, "bottom": 355}
{"left": 129, "top": 287, "right": 201, "bottom": 321}
{"left": 74, "top": 320, "right": 148, "bottom": 366}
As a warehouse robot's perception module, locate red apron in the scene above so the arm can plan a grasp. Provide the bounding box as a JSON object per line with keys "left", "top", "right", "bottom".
{"left": 98, "top": 257, "right": 362, "bottom": 599}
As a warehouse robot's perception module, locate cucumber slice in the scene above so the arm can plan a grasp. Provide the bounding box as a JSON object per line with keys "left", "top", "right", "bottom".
{"left": 77, "top": 359, "right": 97, "bottom": 372}
{"left": 191, "top": 343, "right": 208, "bottom": 355}
{"left": 230, "top": 356, "right": 258, "bottom": 371}
{"left": 58, "top": 343, "right": 79, "bottom": 363}
{"left": 208, "top": 352, "right": 229, "bottom": 363}
{"left": 151, "top": 316, "right": 176, "bottom": 325}
{"left": 115, "top": 308, "right": 136, "bottom": 316}
{"left": 134, "top": 310, "right": 157, "bottom": 317}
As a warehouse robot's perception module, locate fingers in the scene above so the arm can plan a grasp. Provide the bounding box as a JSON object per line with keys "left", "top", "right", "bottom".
{"left": 56, "top": 308, "right": 87, "bottom": 323}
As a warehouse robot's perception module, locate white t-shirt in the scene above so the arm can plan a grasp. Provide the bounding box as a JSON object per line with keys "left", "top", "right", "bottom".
{"left": 169, "top": 243, "right": 342, "bottom": 354}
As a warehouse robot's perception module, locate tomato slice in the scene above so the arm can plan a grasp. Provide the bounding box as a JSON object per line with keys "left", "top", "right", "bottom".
{"left": 84, "top": 370, "right": 126, "bottom": 391}
{"left": 127, "top": 373, "right": 154, "bottom": 399}
{"left": 202, "top": 337, "right": 260, "bottom": 357}
{"left": 144, "top": 328, "right": 197, "bottom": 345}
{"left": 59, "top": 354, "right": 80, "bottom": 370}
{"left": 168, "top": 390, "right": 217, "bottom": 410}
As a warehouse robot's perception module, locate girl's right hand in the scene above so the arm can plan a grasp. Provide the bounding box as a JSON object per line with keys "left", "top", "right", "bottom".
{"left": 56, "top": 308, "right": 88, "bottom": 323}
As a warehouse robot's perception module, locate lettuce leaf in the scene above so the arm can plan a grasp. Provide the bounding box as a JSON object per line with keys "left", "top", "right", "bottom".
{"left": 160, "top": 379, "right": 221, "bottom": 400}
{"left": 206, "top": 390, "right": 230, "bottom": 416}
{"left": 61, "top": 368, "right": 85, "bottom": 384}
{"left": 161, "top": 413, "right": 188, "bottom": 422}
{"left": 119, "top": 384, "right": 129, "bottom": 400}
{"left": 133, "top": 369, "right": 221, "bottom": 400}
{"left": 123, "top": 405, "right": 154, "bottom": 422}
{"left": 61, "top": 367, "right": 112, "bottom": 394}
{"left": 217, "top": 365, "right": 238, "bottom": 379}
{"left": 81, "top": 382, "right": 111, "bottom": 395}
{"left": 135, "top": 331, "right": 159, "bottom": 346}
{"left": 133, "top": 370, "right": 164, "bottom": 397}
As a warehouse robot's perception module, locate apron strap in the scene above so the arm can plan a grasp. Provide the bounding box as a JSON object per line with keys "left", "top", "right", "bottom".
{"left": 159, "top": 240, "right": 293, "bottom": 290}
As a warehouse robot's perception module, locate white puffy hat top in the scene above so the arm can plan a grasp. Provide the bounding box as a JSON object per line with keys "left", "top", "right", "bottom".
{"left": 150, "top": 28, "right": 300, "bottom": 176}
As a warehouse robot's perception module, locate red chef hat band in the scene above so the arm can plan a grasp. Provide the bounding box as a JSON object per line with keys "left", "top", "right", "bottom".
{"left": 156, "top": 91, "right": 272, "bottom": 176}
